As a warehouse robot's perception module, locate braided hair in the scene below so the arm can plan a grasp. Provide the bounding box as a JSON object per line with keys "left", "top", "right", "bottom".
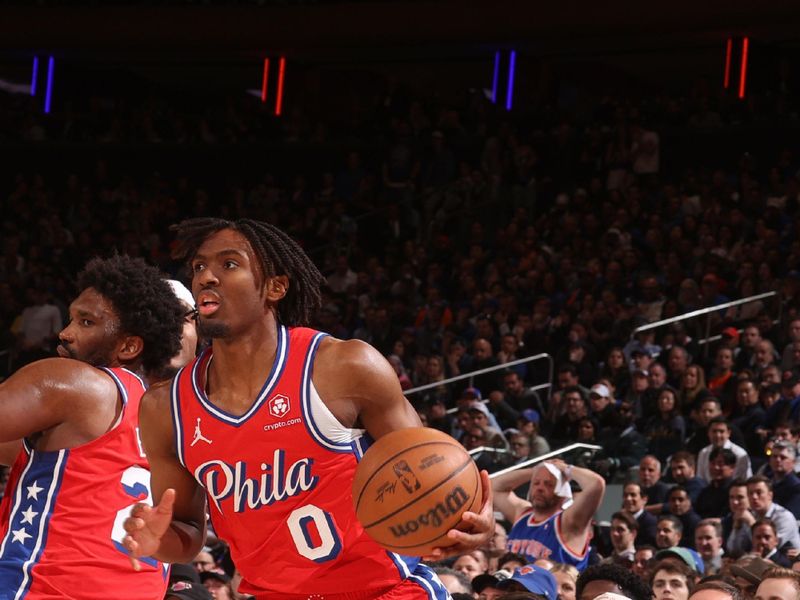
{"left": 171, "top": 217, "right": 324, "bottom": 327}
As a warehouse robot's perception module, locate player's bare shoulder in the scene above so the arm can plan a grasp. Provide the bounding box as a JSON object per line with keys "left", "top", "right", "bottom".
{"left": 314, "top": 337, "right": 395, "bottom": 390}
{"left": 139, "top": 380, "right": 172, "bottom": 423}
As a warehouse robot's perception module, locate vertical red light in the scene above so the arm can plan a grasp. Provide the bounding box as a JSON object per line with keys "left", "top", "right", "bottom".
{"left": 723, "top": 38, "right": 732, "bottom": 89}
{"left": 275, "top": 57, "right": 286, "bottom": 116}
{"left": 738, "top": 37, "right": 749, "bottom": 99}
{"left": 261, "top": 58, "right": 270, "bottom": 103}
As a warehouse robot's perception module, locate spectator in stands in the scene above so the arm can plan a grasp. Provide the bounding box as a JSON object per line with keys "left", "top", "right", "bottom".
{"left": 655, "top": 515, "right": 684, "bottom": 550}
{"left": 667, "top": 451, "right": 707, "bottom": 504}
{"left": 697, "top": 417, "right": 752, "bottom": 482}
{"left": 453, "top": 549, "right": 490, "bottom": 579}
{"left": 755, "top": 567, "right": 800, "bottom": 600}
{"left": 606, "top": 511, "right": 638, "bottom": 565}
{"left": 731, "top": 378, "right": 768, "bottom": 456}
{"left": 633, "top": 546, "right": 656, "bottom": 579}
{"left": 752, "top": 517, "right": 793, "bottom": 567}
{"left": 695, "top": 447, "right": 737, "bottom": 518}
{"left": 679, "top": 364, "right": 709, "bottom": 412}
{"left": 765, "top": 441, "right": 800, "bottom": 519}
{"left": 548, "top": 386, "right": 588, "bottom": 447}
{"left": 434, "top": 567, "right": 473, "bottom": 596}
{"left": 728, "top": 476, "right": 800, "bottom": 555}
{"left": 667, "top": 346, "right": 691, "bottom": 390}
{"left": 549, "top": 563, "right": 579, "bottom": 600}
{"left": 780, "top": 319, "right": 800, "bottom": 371}
{"left": 707, "top": 345, "right": 737, "bottom": 408}
{"left": 642, "top": 386, "right": 686, "bottom": 463}
{"left": 503, "top": 370, "right": 546, "bottom": 415}
{"left": 723, "top": 479, "right": 752, "bottom": 558}
{"left": 588, "top": 383, "right": 621, "bottom": 438}
{"left": 640, "top": 454, "right": 671, "bottom": 505}
{"left": 576, "top": 562, "right": 654, "bottom": 600}
{"left": 689, "top": 580, "right": 748, "bottom": 600}
{"left": 622, "top": 481, "right": 657, "bottom": 546}
{"left": 650, "top": 559, "right": 695, "bottom": 600}
{"left": 736, "top": 324, "right": 763, "bottom": 372}
{"left": 645, "top": 363, "right": 669, "bottom": 415}
{"left": 694, "top": 520, "right": 724, "bottom": 575}
{"left": 626, "top": 367, "right": 651, "bottom": 423}
{"left": 14, "top": 286, "right": 62, "bottom": 365}
{"left": 667, "top": 486, "right": 702, "bottom": 548}
{"left": 600, "top": 346, "right": 631, "bottom": 399}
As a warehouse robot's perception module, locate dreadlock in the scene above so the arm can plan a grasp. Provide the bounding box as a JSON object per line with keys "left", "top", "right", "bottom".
{"left": 77, "top": 254, "right": 184, "bottom": 375}
{"left": 170, "top": 217, "right": 324, "bottom": 327}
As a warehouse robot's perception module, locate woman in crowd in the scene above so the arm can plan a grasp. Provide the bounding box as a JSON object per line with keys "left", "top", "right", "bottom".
{"left": 642, "top": 386, "right": 686, "bottom": 463}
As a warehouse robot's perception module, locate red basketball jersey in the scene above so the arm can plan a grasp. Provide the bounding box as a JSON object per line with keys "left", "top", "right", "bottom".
{"left": 171, "top": 326, "right": 421, "bottom": 597}
{"left": 0, "top": 367, "right": 168, "bottom": 599}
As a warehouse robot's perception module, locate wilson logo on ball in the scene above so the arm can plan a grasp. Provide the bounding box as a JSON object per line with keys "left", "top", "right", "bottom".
{"left": 388, "top": 485, "right": 470, "bottom": 538}
{"left": 268, "top": 394, "right": 290, "bottom": 419}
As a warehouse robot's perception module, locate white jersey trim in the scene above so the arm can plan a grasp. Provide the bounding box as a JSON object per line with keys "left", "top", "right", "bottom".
{"left": 301, "top": 332, "right": 365, "bottom": 453}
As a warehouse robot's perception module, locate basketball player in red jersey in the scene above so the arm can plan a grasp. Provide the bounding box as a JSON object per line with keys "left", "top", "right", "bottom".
{"left": 124, "top": 218, "right": 495, "bottom": 599}
{"left": 0, "top": 255, "right": 188, "bottom": 599}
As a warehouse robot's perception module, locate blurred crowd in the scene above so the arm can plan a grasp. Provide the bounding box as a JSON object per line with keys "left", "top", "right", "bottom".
{"left": 3, "top": 62, "right": 800, "bottom": 600}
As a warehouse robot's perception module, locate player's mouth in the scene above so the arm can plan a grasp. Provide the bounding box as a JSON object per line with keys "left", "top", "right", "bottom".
{"left": 197, "top": 291, "right": 221, "bottom": 317}
{"left": 56, "top": 345, "right": 74, "bottom": 358}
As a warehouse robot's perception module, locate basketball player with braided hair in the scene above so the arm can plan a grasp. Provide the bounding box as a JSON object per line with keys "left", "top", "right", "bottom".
{"left": 124, "top": 218, "right": 495, "bottom": 599}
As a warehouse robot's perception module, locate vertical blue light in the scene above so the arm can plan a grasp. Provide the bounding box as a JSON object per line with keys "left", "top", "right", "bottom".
{"left": 491, "top": 50, "right": 500, "bottom": 104}
{"left": 44, "top": 56, "right": 54, "bottom": 114}
{"left": 30, "top": 56, "right": 39, "bottom": 96}
{"left": 505, "top": 50, "right": 516, "bottom": 111}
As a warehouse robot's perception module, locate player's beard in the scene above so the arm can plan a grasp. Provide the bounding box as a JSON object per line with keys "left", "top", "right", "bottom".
{"left": 197, "top": 318, "right": 231, "bottom": 339}
{"left": 58, "top": 340, "right": 118, "bottom": 368}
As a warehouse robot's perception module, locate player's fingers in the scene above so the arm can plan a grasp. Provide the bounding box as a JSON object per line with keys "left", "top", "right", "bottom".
{"left": 155, "top": 488, "right": 176, "bottom": 515}
{"left": 128, "top": 502, "right": 151, "bottom": 520}
{"left": 478, "top": 470, "right": 493, "bottom": 509}
{"left": 122, "top": 535, "right": 141, "bottom": 571}
{"left": 122, "top": 516, "right": 145, "bottom": 533}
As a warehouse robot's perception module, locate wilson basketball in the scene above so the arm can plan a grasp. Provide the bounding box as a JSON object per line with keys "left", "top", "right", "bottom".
{"left": 352, "top": 427, "right": 482, "bottom": 556}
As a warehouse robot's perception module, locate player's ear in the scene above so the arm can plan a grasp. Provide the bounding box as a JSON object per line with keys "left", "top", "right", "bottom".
{"left": 265, "top": 275, "right": 289, "bottom": 302}
{"left": 117, "top": 335, "right": 144, "bottom": 362}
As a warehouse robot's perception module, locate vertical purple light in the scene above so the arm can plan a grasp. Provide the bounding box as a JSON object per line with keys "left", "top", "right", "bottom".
{"left": 505, "top": 50, "right": 516, "bottom": 111}
{"left": 44, "top": 56, "right": 54, "bottom": 114}
{"left": 491, "top": 51, "right": 500, "bottom": 104}
{"left": 30, "top": 56, "right": 38, "bottom": 96}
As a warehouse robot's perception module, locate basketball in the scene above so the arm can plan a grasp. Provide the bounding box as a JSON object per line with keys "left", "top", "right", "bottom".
{"left": 352, "top": 427, "right": 482, "bottom": 556}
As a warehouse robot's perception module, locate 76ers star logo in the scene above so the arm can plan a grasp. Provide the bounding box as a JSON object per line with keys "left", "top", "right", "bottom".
{"left": 268, "top": 394, "right": 291, "bottom": 419}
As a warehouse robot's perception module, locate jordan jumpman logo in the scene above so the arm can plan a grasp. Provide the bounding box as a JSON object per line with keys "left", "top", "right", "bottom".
{"left": 191, "top": 418, "right": 213, "bottom": 446}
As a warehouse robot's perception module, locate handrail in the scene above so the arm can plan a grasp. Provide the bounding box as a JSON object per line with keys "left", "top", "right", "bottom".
{"left": 467, "top": 446, "right": 513, "bottom": 457}
{"left": 404, "top": 353, "right": 553, "bottom": 400}
{"left": 632, "top": 291, "right": 777, "bottom": 336}
{"left": 489, "top": 443, "right": 603, "bottom": 479}
{"left": 631, "top": 291, "right": 778, "bottom": 359}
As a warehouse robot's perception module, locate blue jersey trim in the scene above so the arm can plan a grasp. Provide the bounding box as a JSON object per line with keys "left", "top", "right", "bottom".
{"left": 192, "top": 324, "right": 289, "bottom": 426}
{"left": 170, "top": 369, "right": 187, "bottom": 469}
{"left": 0, "top": 448, "right": 68, "bottom": 599}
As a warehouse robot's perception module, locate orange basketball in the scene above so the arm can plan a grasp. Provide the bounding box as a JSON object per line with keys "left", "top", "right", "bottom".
{"left": 352, "top": 427, "right": 482, "bottom": 556}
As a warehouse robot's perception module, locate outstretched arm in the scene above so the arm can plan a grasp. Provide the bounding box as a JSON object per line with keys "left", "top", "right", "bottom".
{"left": 123, "top": 383, "right": 207, "bottom": 566}
{"left": 314, "top": 338, "right": 495, "bottom": 560}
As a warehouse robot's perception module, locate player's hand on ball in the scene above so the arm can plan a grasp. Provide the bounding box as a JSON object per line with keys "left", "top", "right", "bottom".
{"left": 122, "top": 488, "right": 176, "bottom": 570}
{"left": 421, "top": 470, "right": 495, "bottom": 561}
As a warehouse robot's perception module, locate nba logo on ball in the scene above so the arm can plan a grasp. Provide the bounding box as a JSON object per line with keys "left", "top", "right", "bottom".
{"left": 268, "top": 394, "right": 290, "bottom": 419}
{"left": 352, "top": 427, "right": 482, "bottom": 556}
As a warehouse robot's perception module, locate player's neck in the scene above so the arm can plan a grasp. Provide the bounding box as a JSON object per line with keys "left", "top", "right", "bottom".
{"left": 208, "top": 318, "right": 281, "bottom": 388}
